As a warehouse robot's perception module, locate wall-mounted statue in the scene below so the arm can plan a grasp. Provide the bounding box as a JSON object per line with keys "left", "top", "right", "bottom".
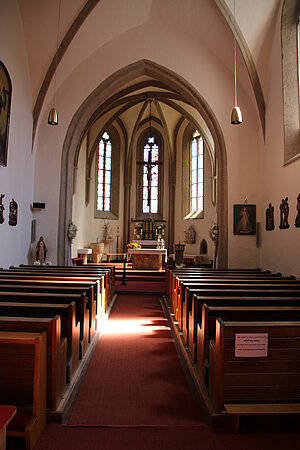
{"left": 279, "top": 197, "right": 290, "bottom": 229}
{"left": 265, "top": 203, "right": 275, "bottom": 231}
{"left": 67, "top": 221, "right": 78, "bottom": 243}
{"left": 295, "top": 194, "right": 300, "bottom": 228}
{"left": 184, "top": 225, "right": 196, "bottom": 244}
{"left": 8, "top": 198, "right": 17, "bottom": 226}
{"left": 0, "top": 194, "right": 4, "bottom": 224}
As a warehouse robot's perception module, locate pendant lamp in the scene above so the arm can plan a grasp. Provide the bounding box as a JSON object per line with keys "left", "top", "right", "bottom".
{"left": 48, "top": 0, "right": 61, "bottom": 126}
{"left": 231, "top": 0, "right": 242, "bottom": 125}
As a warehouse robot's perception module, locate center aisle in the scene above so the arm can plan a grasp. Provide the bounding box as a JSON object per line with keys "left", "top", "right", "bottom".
{"left": 32, "top": 282, "right": 300, "bottom": 450}
{"left": 68, "top": 294, "right": 203, "bottom": 427}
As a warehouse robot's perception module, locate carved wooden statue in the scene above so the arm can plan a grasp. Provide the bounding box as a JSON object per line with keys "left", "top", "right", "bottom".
{"left": 295, "top": 194, "right": 300, "bottom": 228}
{"left": 279, "top": 197, "right": 290, "bottom": 229}
{"left": 265, "top": 203, "right": 275, "bottom": 231}
{"left": 8, "top": 198, "right": 17, "bottom": 226}
{"left": 0, "top": 194, "right": 4, "bottom": 224}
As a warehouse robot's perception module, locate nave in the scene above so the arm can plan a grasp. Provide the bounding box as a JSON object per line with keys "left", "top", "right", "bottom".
{"left": 6, "top": 271, "right": 299, "bottom": 450}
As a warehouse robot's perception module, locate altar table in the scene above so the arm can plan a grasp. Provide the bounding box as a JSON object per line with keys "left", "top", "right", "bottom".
{"left": 127, "top": 248, "right": 167, "bottom": 270}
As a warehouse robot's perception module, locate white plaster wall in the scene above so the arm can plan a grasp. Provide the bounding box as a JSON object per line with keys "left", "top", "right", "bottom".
{"left": 0, "top": 0, "right": 35, "bottom": 268}
{"left": 260, "top": 6, "right": 300, "bottom": 278}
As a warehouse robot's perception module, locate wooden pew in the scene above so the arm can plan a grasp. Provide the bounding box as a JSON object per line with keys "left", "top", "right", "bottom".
{"left": 0, "top": 272, "right": 101, "bottom": 330}
{"left": 0, "top": 280, "right": 94, "bottom": 347}
{"left": 171, "top": 271, "right": 296, "bottom": 312}
{"left": 0, "top": 316, "right": 67, "bottom": 412}
{"left": 0, "top": 331, "right": 47, "bottom": 450}
{"left": 13, "top": 265, "right": 115, "bottom": 312}
{"left": 197, "top": 304, "right": 300, "bottom": 384}
{"left": 0, "top": 301, "right": 80, "bottom": 383}
{"left": 184, "top": 287, "right": 300, "bottom": 353}
{"left": 175, "top": 276, "right": 299, "bottom": 328}
{"left": 166, "top": 268, "right": 284, "bottom": 306}
{"left": 0, "top": 289, "right": 89, "bottom": 359}
{"left": 208, "top": 320, "right": 300, "bottom": 431}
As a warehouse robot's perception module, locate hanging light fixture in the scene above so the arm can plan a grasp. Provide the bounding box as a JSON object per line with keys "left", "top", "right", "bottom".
{"left": 231, "top": 0, "right": 242, "bottom": 125}
{"left": 48, "top": 0, "right": 61, "bottom": 126}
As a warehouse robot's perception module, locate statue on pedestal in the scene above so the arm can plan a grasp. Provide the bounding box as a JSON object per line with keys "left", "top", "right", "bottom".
{"left": 36, "top": 236, "right": 47, "bottom": 264}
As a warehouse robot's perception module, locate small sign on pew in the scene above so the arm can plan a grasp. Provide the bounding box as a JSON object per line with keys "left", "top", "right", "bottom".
{"left": 235, "top": 333, "right": 268, "bottom": 357}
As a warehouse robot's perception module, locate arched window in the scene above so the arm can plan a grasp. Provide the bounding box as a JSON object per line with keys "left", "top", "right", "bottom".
{"left": 190, "top": 130, "right": 204, "bottom": 213}
{"left": 136, "top": 130, "right": 163, "bottom": 219}
{"left": 96, "top": 132, "right": 112, "bottom": 212}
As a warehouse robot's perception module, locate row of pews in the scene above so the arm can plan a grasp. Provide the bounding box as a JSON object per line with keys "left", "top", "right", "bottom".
{"left": 166, "top": 267, "right": 300, "bottom": 432}
{"left": 0, "top": 264, "right": 115, "bottom": 450}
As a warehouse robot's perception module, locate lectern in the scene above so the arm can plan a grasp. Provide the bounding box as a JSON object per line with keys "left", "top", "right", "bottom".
{"left": 174, "top": 243, "right": 185, "bottom": 267}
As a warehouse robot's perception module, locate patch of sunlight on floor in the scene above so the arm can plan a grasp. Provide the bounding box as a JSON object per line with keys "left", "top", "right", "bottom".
{"left": 102, "top": 318, "right": 169, "bottom": 335}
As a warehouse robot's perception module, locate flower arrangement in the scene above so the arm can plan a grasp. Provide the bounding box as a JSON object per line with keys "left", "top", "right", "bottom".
{"left": 127, "top": 242, "right": 141, "bottom": 249}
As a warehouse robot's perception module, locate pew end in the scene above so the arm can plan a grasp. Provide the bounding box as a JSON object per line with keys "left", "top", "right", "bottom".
{"left": 0, "top": 331, "right": 47, "bottom": 450}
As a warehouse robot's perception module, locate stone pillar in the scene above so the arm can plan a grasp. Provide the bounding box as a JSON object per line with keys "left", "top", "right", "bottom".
{"left": 168, "top": 182, "right": 175, "bottom": 254}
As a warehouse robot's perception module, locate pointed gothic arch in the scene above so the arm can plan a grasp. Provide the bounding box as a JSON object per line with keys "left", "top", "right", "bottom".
{"left": 58, "top": 59, "right": 228, "bottom": 267}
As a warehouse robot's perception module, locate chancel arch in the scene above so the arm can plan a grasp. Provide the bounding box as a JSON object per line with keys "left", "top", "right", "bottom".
{"left": 58, "top": 59, "right": 228, "bottom": 268}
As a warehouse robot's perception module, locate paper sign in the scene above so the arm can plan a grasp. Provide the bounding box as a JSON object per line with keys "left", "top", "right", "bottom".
{"left": 235, "top": 333, "right": 268, "bottom": 357}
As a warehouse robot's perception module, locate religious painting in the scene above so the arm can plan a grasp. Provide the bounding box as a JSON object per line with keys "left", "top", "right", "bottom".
{"left": 234, "top": 204, "right": 256, "bottom": 235}
{"left": 0, "top": 61, "right": 12, "bottom": 167}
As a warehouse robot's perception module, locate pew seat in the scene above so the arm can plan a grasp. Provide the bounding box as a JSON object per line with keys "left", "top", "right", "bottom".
{"left": 0, "top": 405, "right": 17, "bottom": 450}
{"left": 224, "top": 403, "right": 300, "bottom": 433}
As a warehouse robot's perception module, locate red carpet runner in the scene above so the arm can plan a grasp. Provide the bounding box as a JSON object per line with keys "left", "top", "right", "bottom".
{"left": 68, "top": 294, "right": 202, "bottom": 427}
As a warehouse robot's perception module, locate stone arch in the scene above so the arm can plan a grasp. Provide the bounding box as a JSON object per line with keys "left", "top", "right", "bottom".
{"left": 58, "top": 59, "right": 228, "bottom": 268}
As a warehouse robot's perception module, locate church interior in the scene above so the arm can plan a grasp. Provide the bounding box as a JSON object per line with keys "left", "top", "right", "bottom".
{"left": 0, "top": 0, "right": 300, "bottom": 449}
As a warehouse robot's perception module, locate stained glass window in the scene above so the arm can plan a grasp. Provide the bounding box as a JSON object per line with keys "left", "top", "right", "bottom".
{"left": 190, "top": 131, "right": 204, "bottom": 212}
{"left": 142, "top": 136, "right": 159, "bottom": 213}
{"left": 97, "top": 132, "right": 112, "bottom": 212}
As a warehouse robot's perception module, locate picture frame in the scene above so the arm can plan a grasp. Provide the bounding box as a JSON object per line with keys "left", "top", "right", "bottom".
{"left": 0, "top": 61, "right": 12, "bottom": 167}
{"left": 234, "top": 204, "right": 256, "bottom": 235}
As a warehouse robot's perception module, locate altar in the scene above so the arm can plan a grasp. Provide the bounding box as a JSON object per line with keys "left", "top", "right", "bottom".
{"left": 127, "top": 248, "right": 167, "bottom": 270}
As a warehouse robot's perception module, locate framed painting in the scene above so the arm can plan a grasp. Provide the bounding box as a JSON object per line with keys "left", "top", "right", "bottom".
{"left": 234, "top": 204, "right": 256, "bottom": 235}
{"left": 0, "top": 61, "right": 12, "bottom": 167}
